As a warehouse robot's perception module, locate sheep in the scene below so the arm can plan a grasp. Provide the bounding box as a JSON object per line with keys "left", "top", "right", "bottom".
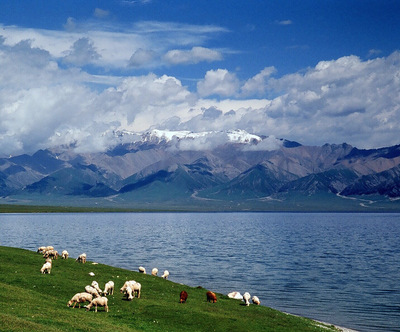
{"left": 76, "top": 253, "right": 86, "bottom": 263}
{"left": 243, "top": 292, "right": 251, "bottom": 306}
{"left": 37, "top": 246, "right": 53, "bottom": 254}
{"left": 131, "top": 282, "right": 141, "bottom": 299}
{"left": 138, "top": 266, "right": 146, "bottom": 274}
{"left": 61, "top": 250, "right": 69, "bottom": 259}
{"left": 151, "top": 268, "right": 158, "bottom": 276}
{"left": 40, "top": 261, "right": 52, "bottom": 274}
{"left": 120, "top": 280, "right": 141, "bottom": 299}
{"left": 125, "top": 286, "right": 134, "bottom": 301}
{"left": 206, "top": 291, "right": 217, "bottom": 303}
{"left": 104, "top": 281, "right": 114, "bottom": 296}
{"left": 120, "top": 280, "right": 136, "bottom": 294}
{"left": 161, "top": 270, "right": 169, "bottom": 279}
{"left": 43, "top": 249, "right": 59, "bottom": 260}
{"left": 45, "top": 257, "right": 52, "bottom": 264}
{"left": 227, "top": 291, "right": 243, "bottom": 300}
{"left": 91, "top": 281, "right": 103, "bottom": 295}
{"left": 86, "top": 296, "right": 109, "bottom": 312}
{"left": 84, "top": 285, "right": 100, "bottom": 298}
{"left": 252, "top": 296, "right": 261, "bottom": 305}
{"left": 67, "top": 292, "right": 93, "bottom": 308}
{"left": 179, "top": 290, "right": 188, "bottom": 303}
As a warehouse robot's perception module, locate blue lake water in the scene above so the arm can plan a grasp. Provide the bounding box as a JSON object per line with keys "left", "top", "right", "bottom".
{"left": 0, "top": 212, "right": 399, "bottom": 332}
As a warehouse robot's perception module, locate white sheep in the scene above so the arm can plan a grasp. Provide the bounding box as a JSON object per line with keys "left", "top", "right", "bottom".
{"left": 61, "top": 250, "right": 69, "bottom": 259}
{"left": 120, "top": 280, "right": 141, "bottom": 299}
{"left": 227, "top": 291, "right": 243, "bottom": 300}
{"left": 243, "top": 292, "right": 251, "bottom": 306}
{"left": 67, "top": 292, "right": 93, "bottom": 308}
{"left": 120, "top": 280, "right": 136, "bottom": 294}
{"left": 43, "top": 249, "right": 59, "bottom": 259}
{"left": 151, "top": 268, "right": 158, "bottom": 276}
{"left": 125, "top": 286, "right": 134, "bottom": 301}
{"left": 161, "top": 270, "right": 169, "bottom": 279}
{"left": 76, "top": 253, "right": 87, "bottom": 263}
{"left": 252, "top": 295, "right": 261, "bottom": 305}
{"left": 85, "top": 285, "right": 100, "bottom": 298}
{"left": 91, "top": 281, "right": 103, "bottom": 295}
{"left": 40, "top": 261, "right": 52, "bottom": 274}
{"left": 86, "top": 296, "right": 109, "bottom": 312}
{"left": 138, "top": 266, "right": 146, "bottom": 274}
{"left": 104, "top": 281, "right": 114, "bottom": 296}
{"left": 37, "top": 246, "right": 54, "bottom": 254}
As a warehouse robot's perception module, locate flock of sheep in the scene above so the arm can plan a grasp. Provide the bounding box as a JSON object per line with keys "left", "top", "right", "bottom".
{"left": 37, "top": 245, "right": 261, "bottom": 313}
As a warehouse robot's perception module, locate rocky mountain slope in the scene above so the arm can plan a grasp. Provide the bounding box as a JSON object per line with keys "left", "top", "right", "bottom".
{"left": 1, "top": 130, "right": 400, "bottom": 210}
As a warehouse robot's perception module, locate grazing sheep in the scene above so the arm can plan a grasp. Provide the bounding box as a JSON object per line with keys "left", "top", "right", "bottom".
{"left": 206, "top": 291, "right": 217, "bottom": 303}
{"left": 61, "top": 250, "right": 69, "bottom": 259}
{"left": 125, "top": 286, "right": 134, "bottom": 301}
{"left": 85, "top": 285, "right": 100, "bottom": 298}
{"left": 243, "top": 292, "right": 251, "bottom": 306}
{"left": 45, "top": 257, "right": 52, "bottom": 264}
{"left": 40, "top": 261, "right": 52, "bottom": 274}
{"left": 86, "top": 296, "right": 109, "bottom": 312}
{"left": 76, "top": 253, "right": 86, "bottom": 263}
{"left": 227, "top": 291, "right": 243, "bottom": 300}
{"left": 120, "top": 280, "right": 141, "bottom": 299}
{"left": 138, "top": 266, "right": 146, "bottom": 274}
{"left": 161, "top": 270, "right": 169, "bottom": 279}
{"left": 179, "top": 290, "right": 188, "bottom": 303}
{"left": 43, "top": 249, "right": 59, "bottom": 260}
{"left": 103, "top": 281, "right": 114, "bottom": 296}
{"left": 67, "top": 292, "right": 93, "bottom": 308}
{"left": 37, "top": 246, "right": 54, "bottom": 254}
{"left": 151, "top": 268, "right": 158, "bottom": 276}
{"left": 120, "top": 280, "right": 136, "bottom": 294}
{"left": 91, "top": 281, "right": 103, "bottom": 295}
{"left": 252, "top": 296, "right": 261, "bottom": 305}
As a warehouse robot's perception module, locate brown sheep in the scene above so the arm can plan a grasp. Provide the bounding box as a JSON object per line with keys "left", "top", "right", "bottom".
{"left": 206, "top": 291, "right": 217, "bottom": 303}
{"left": 179, "top": 290, "right": 188, "bottom": 303}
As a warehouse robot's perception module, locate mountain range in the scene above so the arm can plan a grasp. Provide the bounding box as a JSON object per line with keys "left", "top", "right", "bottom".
{"left": 1, "top": 129, "right": 400, "bottom": 211}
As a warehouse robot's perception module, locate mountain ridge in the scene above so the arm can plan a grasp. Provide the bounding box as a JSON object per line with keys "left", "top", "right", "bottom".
{"left": 1, "top": 130, "right": 400, "bottom": 211}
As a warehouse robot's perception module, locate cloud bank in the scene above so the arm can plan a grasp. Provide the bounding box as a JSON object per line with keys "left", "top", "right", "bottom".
{"left": 0, "top": 22, "right": 399, "bottom": 156}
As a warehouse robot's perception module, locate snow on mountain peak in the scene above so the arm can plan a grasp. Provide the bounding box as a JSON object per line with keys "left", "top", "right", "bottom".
{"left": 144, "top": 129, "right": 262, "bottom": 144}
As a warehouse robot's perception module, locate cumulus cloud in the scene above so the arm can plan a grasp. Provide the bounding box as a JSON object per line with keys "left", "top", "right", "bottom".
{"left": 241, "top": 66, "right": 276, "bottom": 96}
{"left": 63, "top": 37, "right": 101, "bottom": 66}
{"left": 1, "top": 27, "right": 400, "bottom": 156}
{"left": 128, "top": 48, "right": 156, "bottom": 67}
{"left": 164, "top": 46, "right": 222, "bottom": 65}
{"left": 197, "top": 69, "right": 240, "bottom": 97}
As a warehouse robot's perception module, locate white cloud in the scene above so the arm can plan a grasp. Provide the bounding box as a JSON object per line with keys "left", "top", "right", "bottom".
{"left": 164, "top": 46, "right": 222, "bottom": 65}
{"left": 94, "top": 8, "right": 110, "bottom": 19}
{"left": 0, "top": 20, "right": 228, "bottom": 71}
{"left": 197, "top": 69, "right": 240, "bottom": 97}
{"left": 241, "top": 66, "right": 276, "bottom": 96}
{"left": 277, "top": 20, "right": 293, "bottom": 25}
{"left": 1, "top": 27, "right": 399, "bottom": 156}
{"left": 128, "top": 48, "right": 156, "bottom": 67}
{"left": 63, "top": 37, "right": 101, "bottom": 66}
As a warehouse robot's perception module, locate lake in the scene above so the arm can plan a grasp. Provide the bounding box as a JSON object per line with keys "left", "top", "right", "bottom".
{"left": 0, "top": 212, "right": 399, "bottom": 331}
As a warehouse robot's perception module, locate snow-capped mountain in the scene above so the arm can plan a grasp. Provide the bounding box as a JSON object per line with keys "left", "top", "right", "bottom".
{"left": 1, "top": 131, "right": 400, "bottom": 211}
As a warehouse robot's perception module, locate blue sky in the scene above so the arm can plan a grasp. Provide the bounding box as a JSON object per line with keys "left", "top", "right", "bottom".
{"left": 1, "top": 0, "right": 400, "bottom": 155}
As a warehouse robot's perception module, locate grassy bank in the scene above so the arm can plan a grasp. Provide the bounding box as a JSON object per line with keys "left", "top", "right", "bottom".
{"left": 0, "top": 246, "right": 340, "bottom": 331}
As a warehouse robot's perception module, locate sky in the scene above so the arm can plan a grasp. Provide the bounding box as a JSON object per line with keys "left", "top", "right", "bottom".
{"left": 1, "top": 0, "right": 400, "bottom": 156}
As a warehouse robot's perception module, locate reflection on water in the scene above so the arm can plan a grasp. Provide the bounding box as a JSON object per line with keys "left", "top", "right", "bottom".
{"left": 1, "top": 212, "right": 399, "bottom": 332}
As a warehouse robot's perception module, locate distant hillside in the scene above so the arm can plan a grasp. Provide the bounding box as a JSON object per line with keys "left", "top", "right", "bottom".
{"left": 1, "top": 130, "right": 400, "bottom": 211}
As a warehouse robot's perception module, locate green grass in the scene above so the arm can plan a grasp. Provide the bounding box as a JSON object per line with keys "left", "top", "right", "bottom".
{"left": 0, "top": 246, "right": 340, "bottom": 331}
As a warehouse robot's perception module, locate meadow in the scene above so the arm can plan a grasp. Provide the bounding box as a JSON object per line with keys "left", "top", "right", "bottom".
{"left": 0, "top": 246, "right": 339, "bottom": 331}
